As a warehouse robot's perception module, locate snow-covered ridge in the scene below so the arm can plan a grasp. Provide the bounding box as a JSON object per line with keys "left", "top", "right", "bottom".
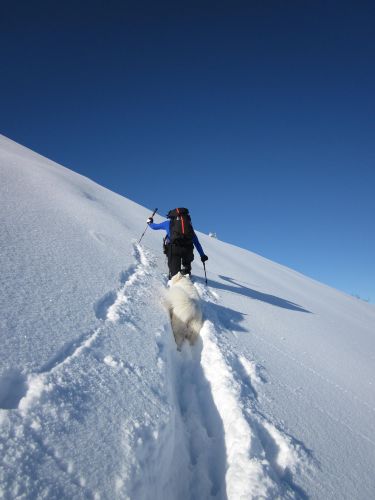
{"left": 1, "top": 135, "right": 374, "bottom": 499}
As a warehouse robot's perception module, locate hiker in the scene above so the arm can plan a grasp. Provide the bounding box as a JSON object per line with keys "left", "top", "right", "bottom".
{"left": 147, "top": 207, "right": 208, "bottom": 278}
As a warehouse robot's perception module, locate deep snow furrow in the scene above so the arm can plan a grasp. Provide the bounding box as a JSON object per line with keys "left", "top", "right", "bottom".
{"left": 194, "top": 281, "right": 309, "bottom": 499}
{"left": 200, "top": 321, "right": 281, "bottom": 499}
{"left": 171, "top": 342, "right": 228, "bottom": 500}
{"left": 211, "top": 345, "right": 312, "bottom": 495}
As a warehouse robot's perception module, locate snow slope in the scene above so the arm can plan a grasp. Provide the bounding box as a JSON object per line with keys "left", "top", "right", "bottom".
{"left": 1, "top": 134, "right": 374, "bottom": 499}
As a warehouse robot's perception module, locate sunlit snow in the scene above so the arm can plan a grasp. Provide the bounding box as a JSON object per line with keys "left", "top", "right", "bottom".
{"left": 1, "top": 135, "right": 374, "bottom": 499}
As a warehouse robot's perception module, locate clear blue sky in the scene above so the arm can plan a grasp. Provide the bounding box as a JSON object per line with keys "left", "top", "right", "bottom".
{"left": 1, "top": 1, "right": 374, "bottom": 302}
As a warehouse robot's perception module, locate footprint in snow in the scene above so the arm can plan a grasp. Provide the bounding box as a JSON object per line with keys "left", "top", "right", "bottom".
{"left": 0, "top": 368, "right": 28, "bottom": 410}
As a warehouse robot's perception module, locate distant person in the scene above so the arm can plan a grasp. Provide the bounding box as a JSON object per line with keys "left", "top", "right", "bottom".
{"left": 147, "top": 207, "right": 208, "bottom": 279}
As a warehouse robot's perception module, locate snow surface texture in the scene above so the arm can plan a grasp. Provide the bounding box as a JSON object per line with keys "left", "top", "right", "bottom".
{"left": 1, "top": 134, "right": 374, "bottom": 499}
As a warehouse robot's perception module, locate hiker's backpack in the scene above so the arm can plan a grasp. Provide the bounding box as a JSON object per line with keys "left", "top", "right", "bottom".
{"left": 167, "top": 207, "right": 195, "bottom": 246}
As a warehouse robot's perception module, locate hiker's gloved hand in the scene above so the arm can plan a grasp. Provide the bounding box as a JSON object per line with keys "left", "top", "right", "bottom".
{"left": 201, "top": 255, "right": 208, "bottom": 263}
{"left": 147, "top": 217, "right": 153, "bottom": 224}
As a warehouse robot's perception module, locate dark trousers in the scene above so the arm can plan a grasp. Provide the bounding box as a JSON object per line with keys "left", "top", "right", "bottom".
{"left": 166, "top": 243, "right": 194, "bottom": 278}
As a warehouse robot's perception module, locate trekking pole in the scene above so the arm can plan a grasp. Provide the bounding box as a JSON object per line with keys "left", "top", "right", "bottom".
{"left": 138, "top": 208, "right": 158, "bottom": 244}
{"left": 203, "top": 261, "right": 208, "bottom": 285}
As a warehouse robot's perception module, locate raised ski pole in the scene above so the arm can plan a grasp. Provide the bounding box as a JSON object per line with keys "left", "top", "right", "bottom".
{"left": 139, "top": 208, "right": 158, "bottom": 244}
{"left": 203, "top": 261, "right": 208, "bottom": 285}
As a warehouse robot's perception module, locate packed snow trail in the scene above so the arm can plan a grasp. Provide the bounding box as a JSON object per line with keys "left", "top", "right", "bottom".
{"left": 165, "top": 339, "right": 228, "bottom": 499}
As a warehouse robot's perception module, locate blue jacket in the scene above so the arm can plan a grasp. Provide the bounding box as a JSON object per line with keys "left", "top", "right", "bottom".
{"left": 149, "top": 220, "right": 205, "bottom": 257}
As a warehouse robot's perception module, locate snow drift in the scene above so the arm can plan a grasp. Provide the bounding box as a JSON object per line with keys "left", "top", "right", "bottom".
{"left": 1, "top": 134, "right": 374, "bottom": 499}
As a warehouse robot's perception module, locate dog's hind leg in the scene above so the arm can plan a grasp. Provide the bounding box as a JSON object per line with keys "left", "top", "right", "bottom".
{"left": 170, "top": 314, "right": 187, "bottom": 350}
{"left": 187, "top": 316, "right": 203, "bottom": 345}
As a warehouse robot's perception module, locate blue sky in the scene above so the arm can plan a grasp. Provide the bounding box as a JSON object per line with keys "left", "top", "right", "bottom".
{"left": 1, "top": 1, "right": 374, "bottom": 302}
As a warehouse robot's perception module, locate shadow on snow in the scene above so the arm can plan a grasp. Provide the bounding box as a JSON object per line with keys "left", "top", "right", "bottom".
{"left": 195, "top": 275, "right": 311, "bottom": 314}
{"left": 174, "top": 337, "right": 228, "bottom": 500}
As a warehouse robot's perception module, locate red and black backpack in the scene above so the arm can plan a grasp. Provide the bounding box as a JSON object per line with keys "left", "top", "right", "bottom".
{"left": 167, "top": 207, "right": 195, "bottom": 246}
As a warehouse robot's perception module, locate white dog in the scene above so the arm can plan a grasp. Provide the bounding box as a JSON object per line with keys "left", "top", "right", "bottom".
{"left": 164, "top": 272, "right": 203, "bottom": 349}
